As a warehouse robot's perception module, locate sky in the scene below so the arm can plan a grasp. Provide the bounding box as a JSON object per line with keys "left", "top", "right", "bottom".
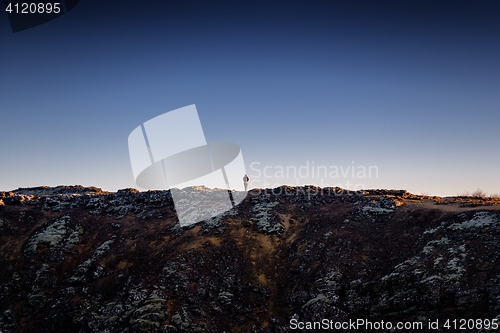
{"left": 1, "top": 0, "right": 499, "bottom": 196}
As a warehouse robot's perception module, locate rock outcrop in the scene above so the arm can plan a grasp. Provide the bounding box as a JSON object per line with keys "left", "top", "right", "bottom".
{"left": 0, "top": 185, "right": 499, "bottom": 332}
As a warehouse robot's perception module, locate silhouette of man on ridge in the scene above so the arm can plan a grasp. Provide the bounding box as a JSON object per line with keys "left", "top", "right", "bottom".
{"left": 243, "top": 174, "right": 249, "bottom": 191}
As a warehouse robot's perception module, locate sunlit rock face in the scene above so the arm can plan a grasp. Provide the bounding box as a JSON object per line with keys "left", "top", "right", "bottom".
{"left": 1, "top": 185, "right": 500, "bottom": 332}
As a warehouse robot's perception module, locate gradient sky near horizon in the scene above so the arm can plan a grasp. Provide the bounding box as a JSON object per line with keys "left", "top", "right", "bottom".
{"left": 1, "top": 0, "right": 499, "bottom": 196}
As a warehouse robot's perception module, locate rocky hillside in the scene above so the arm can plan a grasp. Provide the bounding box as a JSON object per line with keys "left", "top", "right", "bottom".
{"left": 1, "top": 185, "right": 500, "bottom": 332}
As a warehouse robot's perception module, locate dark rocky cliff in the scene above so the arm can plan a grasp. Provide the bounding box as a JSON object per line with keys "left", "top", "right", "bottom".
{"left": 1, "top": 186, "right": 500, "bottom": 332}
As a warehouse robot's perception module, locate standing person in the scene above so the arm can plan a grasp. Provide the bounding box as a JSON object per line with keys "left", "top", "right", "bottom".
{"left": 243, "top": 174, "right": 249, "bottom": 191}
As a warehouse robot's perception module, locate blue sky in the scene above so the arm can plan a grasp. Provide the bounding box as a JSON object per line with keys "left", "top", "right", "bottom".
{"left": 1, "top": 0, "right": 499, "bottom": 196}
